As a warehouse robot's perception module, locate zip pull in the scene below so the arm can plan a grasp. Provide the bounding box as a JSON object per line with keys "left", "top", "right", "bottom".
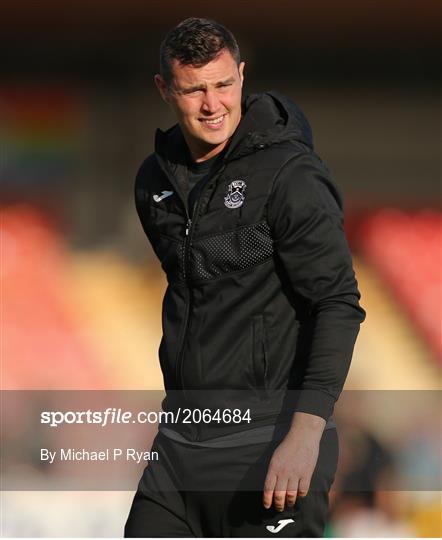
{"left": 185, "top": 218, "right": 192, "bottom": 236}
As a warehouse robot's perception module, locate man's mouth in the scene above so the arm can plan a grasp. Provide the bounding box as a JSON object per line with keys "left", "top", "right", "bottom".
{"left": 200, "top": 114, "right": 226, "bottom": 126}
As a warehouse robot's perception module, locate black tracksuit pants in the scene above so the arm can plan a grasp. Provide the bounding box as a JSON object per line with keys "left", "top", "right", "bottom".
{"left": 125, "top": 427, "right": 338, "bottom": 537}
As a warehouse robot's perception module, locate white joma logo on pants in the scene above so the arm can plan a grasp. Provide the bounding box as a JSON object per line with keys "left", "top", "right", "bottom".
{"left": 266, "top": 518, "right": 295, "bottom": 533}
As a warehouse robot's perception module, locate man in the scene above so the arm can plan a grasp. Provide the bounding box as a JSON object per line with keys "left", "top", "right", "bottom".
{"left": 125, "top": 17, "right": 366, "bottom": 537}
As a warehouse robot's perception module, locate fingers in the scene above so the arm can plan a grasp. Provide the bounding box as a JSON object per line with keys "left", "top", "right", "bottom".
{"left": 264, "top": 476, "right": 311, "bottom": 511}
{"left": 286, "top": 477, "right": 298, "bottom": 508}
{"left": 273, "top": 488, "right": 287, "bottom": 512}
{"left": 264, "top": 475, "right": 289, "bottom": 512}
{"left": 298, "top": 476, "right": 310, "bottom": 499}
{"left": 273, "top": 475, "right": 289, "bottom": 511}
{"left": 263, "top": 472, "right": 277, "bottom": 509}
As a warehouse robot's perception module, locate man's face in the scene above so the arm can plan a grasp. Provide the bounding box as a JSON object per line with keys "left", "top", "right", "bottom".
{"left": 155, "top": 48, "right": 245, "bottom": 161}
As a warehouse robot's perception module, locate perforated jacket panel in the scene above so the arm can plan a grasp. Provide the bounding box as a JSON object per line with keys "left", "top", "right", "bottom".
{"left": 190, "top": 221, "right": 274, "bottom": 281}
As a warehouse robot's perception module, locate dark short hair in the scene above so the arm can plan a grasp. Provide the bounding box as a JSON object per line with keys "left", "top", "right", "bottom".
{"left": 159, "top": 17, "right": 241, "bottom": 87}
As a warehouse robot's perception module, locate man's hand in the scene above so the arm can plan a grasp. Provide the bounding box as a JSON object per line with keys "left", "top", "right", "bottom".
{"left": 263, "top": 412, "right": 326, "bottom": 511}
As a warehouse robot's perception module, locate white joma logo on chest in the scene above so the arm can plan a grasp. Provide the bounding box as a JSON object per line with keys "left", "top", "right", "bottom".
{"left": 153, "top": 190, "right": 173, "bottom": 202}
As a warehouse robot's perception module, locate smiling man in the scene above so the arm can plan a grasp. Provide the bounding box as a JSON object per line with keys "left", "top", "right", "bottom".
{"left": 155, "top": 47, "right": 244, "bottom": 161}
{"left": 125, "top": 17, "right": 366, "bottom": 538}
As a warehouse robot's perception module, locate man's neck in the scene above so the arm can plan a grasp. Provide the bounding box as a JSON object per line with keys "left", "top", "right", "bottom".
{"left": 186, "top": 138, "right": 230, "bottom": 164}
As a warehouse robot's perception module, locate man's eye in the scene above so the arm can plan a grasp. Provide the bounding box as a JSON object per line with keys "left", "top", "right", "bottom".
{"left": 181, "top": 89, "right": 202, "bottom": 96}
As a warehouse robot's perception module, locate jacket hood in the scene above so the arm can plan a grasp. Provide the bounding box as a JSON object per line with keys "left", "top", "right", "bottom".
{"left": 155, "top": 91, "right": 313, "bottom": 165}
{"left": 226, "top": 91, "right": 314, "bottom": 159}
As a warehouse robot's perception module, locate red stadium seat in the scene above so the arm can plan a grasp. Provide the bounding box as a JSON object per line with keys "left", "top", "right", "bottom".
{"left": 358, "top": 209, "right": 441, "bottom": 363}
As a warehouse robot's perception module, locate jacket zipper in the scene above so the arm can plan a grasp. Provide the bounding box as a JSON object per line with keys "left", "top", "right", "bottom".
{"left": 155, "top": 153, "right": 226, "bottom": 440}
{"left": 175, "top": 164, "right": 226, "bottom": 441}
{"left": 176, "top": 216, "right": 192, "bottom": 390}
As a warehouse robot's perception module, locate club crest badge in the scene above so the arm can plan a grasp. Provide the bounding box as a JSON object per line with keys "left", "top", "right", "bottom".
{"left": 224, "top": 179, "right": 247, "bottom": 209}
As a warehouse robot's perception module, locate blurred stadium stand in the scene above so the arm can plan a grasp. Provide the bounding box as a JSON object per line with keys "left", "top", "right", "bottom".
{"left": 358, "top": 209, "right": 441, "bottom": 363}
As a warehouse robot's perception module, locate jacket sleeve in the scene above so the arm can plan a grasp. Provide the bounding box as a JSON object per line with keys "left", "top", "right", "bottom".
{"left": 134, "top": 157, "right": 151, "bottom": 237}
{"left": 267, "top": 150, "right": 366, "bottom": 420}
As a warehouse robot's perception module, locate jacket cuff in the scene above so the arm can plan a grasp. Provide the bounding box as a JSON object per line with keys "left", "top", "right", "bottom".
{"left": 292, "top": 388, "right": 336, "bottom": 420}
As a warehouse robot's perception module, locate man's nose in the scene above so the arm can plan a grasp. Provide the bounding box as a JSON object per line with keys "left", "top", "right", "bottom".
{"left": 201, "top": 89, "right": 220, "bottom": 114}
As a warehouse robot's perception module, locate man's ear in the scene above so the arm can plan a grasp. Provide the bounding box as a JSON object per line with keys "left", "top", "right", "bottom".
{"left": 154, "top": 74, "right": 170, "bottom": 103}
{"left": 238, "top": 61, "right": 245, "bottom": 87}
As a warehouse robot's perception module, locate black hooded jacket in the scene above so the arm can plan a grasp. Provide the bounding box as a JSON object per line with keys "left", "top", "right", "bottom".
{"left": 135, "top": 91, "right": 366, "bottom": 441}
